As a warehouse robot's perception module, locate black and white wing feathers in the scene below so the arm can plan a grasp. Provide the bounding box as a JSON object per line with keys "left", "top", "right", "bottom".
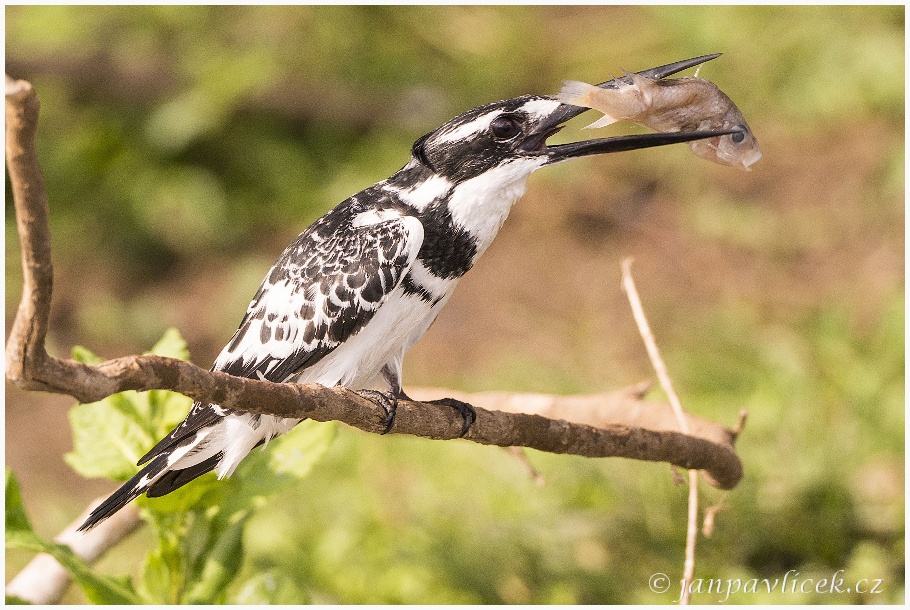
{"left": 133, "top": 205, "right": 423, "bottom": 471}
{"left": 215, "top": 206, "right": 424, "bottom": 382}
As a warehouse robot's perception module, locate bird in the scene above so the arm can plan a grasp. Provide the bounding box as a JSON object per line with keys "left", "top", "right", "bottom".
{"left": 79, "top": 55, "right": 732, "bottom": 531}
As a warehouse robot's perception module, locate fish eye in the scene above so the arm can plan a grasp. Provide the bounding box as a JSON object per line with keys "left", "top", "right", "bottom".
{"left": 731, "top": 126, "right": 747, "bottom": 144}
{"left": 491, "top": 115, "right": 521, "bottom": 140}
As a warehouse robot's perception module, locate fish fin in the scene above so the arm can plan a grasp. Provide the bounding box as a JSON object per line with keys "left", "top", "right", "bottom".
{"left": 624, "top": 70, "right": 656, "bottom": 108}
{"left": 556, "top": 80, "right": 603, "bottom": 106}
{"left": 583, "top": 113, "right": 620, "bottom": 129}
{"left": 740, "top": 148, "right": 762, "bottom": 171}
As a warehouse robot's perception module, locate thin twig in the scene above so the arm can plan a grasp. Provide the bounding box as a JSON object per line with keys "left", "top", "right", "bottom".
{"left": 731, "top": 409, "right": 749, "bottom": 441}
{"left": 505, "top": 446, "right": 547, "bottom": 487}
{"left": 702, "top": 495, "right": 727, "bottom": 538}
{"left": 621, "top": 258, "right": 697, "bottom": 604}
{"left": 5, "top": 501, "right": 140, "bottom": 604}
{"left": 620, "top": 259, "right": 690, "bottom": 435}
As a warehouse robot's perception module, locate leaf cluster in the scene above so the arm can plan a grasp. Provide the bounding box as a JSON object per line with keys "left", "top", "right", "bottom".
{"left": 7, "top": 329, "right": 337, "bottom": 604}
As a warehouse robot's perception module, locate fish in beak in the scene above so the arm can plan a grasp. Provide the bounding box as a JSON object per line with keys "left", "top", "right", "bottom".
{"left": 520, "top": 54, "right": 743, "bottom": 166}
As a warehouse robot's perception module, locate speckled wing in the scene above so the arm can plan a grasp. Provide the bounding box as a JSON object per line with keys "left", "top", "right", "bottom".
{"left": 135, "top": 209, "right": 423, "bottom": 466}
{"left": 216, "top": 211, "right": 424, "bottom": 382}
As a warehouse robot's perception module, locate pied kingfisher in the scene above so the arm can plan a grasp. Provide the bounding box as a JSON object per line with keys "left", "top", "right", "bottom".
{"left": 80, "top": 55, "right": 732, "bottom": 531}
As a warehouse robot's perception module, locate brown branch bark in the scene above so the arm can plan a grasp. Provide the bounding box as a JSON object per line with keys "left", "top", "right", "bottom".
{"left": 5, "top": 74, "right": 744, "bottom": 492}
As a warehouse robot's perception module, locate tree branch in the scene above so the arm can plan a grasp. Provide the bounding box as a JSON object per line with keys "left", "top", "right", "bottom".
{"left": 5, "top": 75, "right": 55, "bottom": 393}
{"left": 5, "top": 74, "right": 744, "bottom": 490}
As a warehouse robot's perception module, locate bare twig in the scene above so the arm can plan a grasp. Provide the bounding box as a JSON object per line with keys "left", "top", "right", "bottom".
{"left": 702, "top": 495, "right": 727, "bottom": 538}
{"left": 621, "top": 258, "right": 699, "bottom": 604}
{"left": 6, "top": 353, "right": 746, "bottom": 486}
{"left": 505, "top": 446, "right": 547, "bottom": 487}
{"left": 620, "top": 259, "right": 690, "bottom": 436}
{"left": 681, "top": 469, "right": 699, "bottom": 604}
{"left": 5, "top": 75, "right": 55, "bottom": 393}
{"left": 731, "top": 409, "right": 748, "bottom": 441}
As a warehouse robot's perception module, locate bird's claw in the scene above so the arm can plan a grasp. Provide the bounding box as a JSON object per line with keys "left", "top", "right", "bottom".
{"left": 357, "top": 389, "right": 398, "bottom": 434}
{"left": 429, "top": 398, "right": 476, "bottom": 437}
{"left": 357, "top": 391, "right": 475, "bottom": 437}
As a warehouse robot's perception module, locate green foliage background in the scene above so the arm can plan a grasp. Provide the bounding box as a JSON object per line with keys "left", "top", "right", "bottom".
{"left": 5, "top": 5, "right": 904, "bottom": 604}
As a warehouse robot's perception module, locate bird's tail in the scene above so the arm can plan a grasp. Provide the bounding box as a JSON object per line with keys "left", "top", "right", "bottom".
{"left": 78, "top": 405, "right": 300, "bottom": 532}
{"left": 77, "top": 447, "right": 222, "bottom": 532}
{"left": 77, "top": 403, "right": 227, "bottom": 531}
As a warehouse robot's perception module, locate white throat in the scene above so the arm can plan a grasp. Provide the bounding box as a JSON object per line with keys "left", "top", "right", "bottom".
{"left": 446, "top": 158, "right": 545, "bottom": 258}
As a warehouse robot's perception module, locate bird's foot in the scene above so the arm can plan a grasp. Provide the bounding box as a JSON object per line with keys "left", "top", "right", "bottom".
{"left": 428, "top": 398, "right": 476, "bottom": 437}
{"left": 356, "top": 389, "right": 398, "bottom": 434}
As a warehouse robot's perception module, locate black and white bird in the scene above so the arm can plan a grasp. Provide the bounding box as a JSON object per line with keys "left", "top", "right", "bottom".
{"left": 80, "top": 55, "right": 734, "bottom": 531}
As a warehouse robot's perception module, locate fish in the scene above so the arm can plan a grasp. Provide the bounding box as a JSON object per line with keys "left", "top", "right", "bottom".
{"left": 557, "top": 71, "right": 762, "bottom": 171}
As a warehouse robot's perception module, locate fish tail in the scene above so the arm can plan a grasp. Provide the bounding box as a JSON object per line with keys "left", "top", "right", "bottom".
{"left": 557, "top": 80, "right": 603, "bottom": 106}
{"left": 557, "top": 80, "right": 622, "bottom": 128}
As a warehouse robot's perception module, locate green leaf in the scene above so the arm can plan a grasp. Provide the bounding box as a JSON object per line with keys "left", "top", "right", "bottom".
{"left": 5, "top": 470, "right": 43, "bottom": 552}
{"left": 146, "top": 389, "right": 193, "bottom": 440}
{"left": 234, "top": 571, "right": 310, "bottom": 604}
{"left": 65, "top": 329, "right": 194, "bottom": 481}
{"left": 43, "top": 543, "right": 141, "bottom": 604}
{"left": 136, "top": 471, "right": 222, "bottom": 519}
{"left": 138, "top": 522, "right": 188, "bottom": 604}
{"left": 64, "top": 395, "right": 155, "bottom": 480}
{"left": 143, "top": 328, "right": 193, "bottom": 441}
{"left": 138, "top": 544, "right": 175, "bottom": 604}
{"left": 148, "top": 327, "right": 191, "bottom": 361}
{"left": 5, "top": 471, "right": 141, "bottom": 604}
{"left": 183, "top": 513, "right": 249, "bottom": 604}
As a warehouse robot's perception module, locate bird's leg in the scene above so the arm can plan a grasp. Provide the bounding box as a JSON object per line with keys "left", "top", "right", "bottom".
{"left": 358, "top": 392, "right": 476, "bottom": 437}
{"left": 363, "top": 365, "right": 476, "bottom": 437}
{"left": 427, "top": 398, "right": 476, "bottom": 437}
{"left": 354, "top": 363, "right": 413, "bottom": 434}
{"left": 356, "top": 389, "right": 399, "bottom": 434}
{"left": 378, "top": 363, "right": 419, "bottom": 432}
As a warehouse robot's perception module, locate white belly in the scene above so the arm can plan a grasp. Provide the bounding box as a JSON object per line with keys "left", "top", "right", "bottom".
{"left": 292, "top": 286, "right": 437, "bottom": 390}
{"left": 214, "top": 286, "right": 440, "bottom": 478}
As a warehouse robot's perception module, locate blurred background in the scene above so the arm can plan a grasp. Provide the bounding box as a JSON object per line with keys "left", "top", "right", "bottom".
{"left": 5, "top": 5, "right": 904, "bottom": 604}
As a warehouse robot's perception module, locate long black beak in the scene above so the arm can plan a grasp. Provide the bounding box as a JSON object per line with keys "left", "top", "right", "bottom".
{"left": 545, "top": 128, "right": 739, "bottom": 164}
{"left": 539, "top": 54, "right": 732, "bottom": 165}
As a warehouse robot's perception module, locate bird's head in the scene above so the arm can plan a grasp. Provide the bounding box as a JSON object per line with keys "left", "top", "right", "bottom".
{"left": 408, "top": 54, "right": 737, "bottom": 185}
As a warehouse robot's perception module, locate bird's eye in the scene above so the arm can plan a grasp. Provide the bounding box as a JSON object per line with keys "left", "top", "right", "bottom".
{"left": 731, "top": 126, "right": 747, "bottom": 144}
{"left": 490, "top": 116, "right": 521, "bottom": 140}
